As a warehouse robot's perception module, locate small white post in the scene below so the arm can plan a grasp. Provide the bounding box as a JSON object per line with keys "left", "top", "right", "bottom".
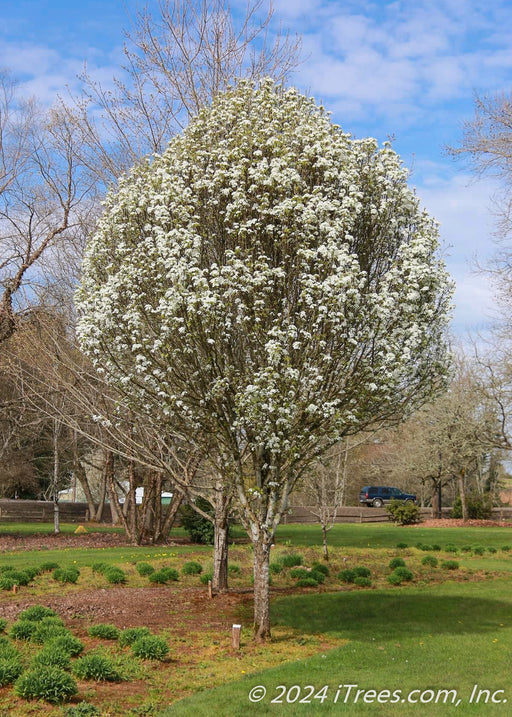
{"left": 232, "top": 624, "right": 241, "bottom": 650}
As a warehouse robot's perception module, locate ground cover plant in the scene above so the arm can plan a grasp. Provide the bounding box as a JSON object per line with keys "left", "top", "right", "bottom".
{"left": 0, "top": 523, "right": 511, "bottom": 714}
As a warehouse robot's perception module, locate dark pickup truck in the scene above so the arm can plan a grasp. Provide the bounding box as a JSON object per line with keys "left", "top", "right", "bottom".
{"left": 359, "top": 486, "right": 417, "bottom": 508}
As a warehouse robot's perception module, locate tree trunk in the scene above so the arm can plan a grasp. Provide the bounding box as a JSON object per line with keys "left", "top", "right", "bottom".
{"left": 322, "top": 524, "right": 329, "bottom": 561}
{"left": 431, "top": 483, "right": 441, "bottom": 519}
{"left": 458, "top": 467, "right": 468, "bottom": 521}
{"left": 212, "top": 482, "right": 231, "bottom": 593}
{"left": 53, "top": 418, "right": 60, "bottom": 534}
{"left": 253, "top": 535, "right": 272, "bottom": 641}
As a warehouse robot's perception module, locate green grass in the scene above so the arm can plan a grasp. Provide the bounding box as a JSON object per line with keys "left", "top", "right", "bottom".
{"left": 274, "top": 523, "right": 512, "bottom": 550}
{"left": 164, "top": 578, "right": 512, "bottom": 715}
{"left": 0, "top": 522, "right": 124, "bottom": 535}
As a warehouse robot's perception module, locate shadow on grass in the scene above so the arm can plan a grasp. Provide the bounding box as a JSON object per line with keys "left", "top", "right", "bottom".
{"left": 272, "top": 588, "right": 512, "bottom": 641}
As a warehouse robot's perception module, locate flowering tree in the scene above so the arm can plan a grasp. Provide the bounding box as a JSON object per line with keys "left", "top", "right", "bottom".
{"left": 76, "top": 80, "right": 453, "bottom": 640}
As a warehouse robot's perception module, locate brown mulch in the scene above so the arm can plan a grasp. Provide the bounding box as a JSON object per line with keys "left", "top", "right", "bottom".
{"left": 419, "top": 518, "right": 512, "bottom": 528}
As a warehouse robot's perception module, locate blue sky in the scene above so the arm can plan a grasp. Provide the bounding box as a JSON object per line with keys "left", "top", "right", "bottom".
{"left": 2, "top": 0, "right": 511, "bottom": 335}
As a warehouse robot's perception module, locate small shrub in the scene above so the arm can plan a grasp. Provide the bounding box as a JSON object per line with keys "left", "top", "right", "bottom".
{"left": 444, "top": 544, "right": 458, "bottom": 553}
{"left": 228, "top": 564, "right": 241, "bottom": 575}
{"left": 312, "top": 562, "right": 330, "bottom": 576}
{"left": 387, "top": 567, "right": 413, "bottom": 585}
{"left": 389, "top": 557, "right": 406, "bottom": 569}
{"left": 0, "top": 619, "right": 7, "bottom": 633}
{"left": 3, "top": 570, "right": 32, "bottom": 586}
{"left": 53, "top": 567, "right": 80, "bottom": 584}
{"left": 47, "top": 634, "right": 84, "bottom": 657}
{"left": 118, "top": 627, "right": 151, "bottom": 648}
{"left": 0, "top": 638, "right": 19, "bottom": 660}
{"left": 421, "top": 555, "right": 438, "bottom": 567}
{"left": 136, "top": 562, "right": 155, "bottom": 577}
{"left": 181, "top": 561, "right": 203, "bottom": 576}
{"left": 148, "top": 568, "right": 179, "bottom": 584}
{"left": 338, "top": 569, "right": 356, "bottom": 583}
{"left": 432, "top": 544, "right": 442, "bottom": 551}
{"left": 289, "top": 568, "right": 310, "bottom": 580}
{"left": 40, "top": 561, "right": 60, "bottom": 572}
{"left": 419, "top": 544, "right": 434, "bottom": 552}
{"left": 91, "top": 562, "right": 110, "bottom": 574}
{"left": 179, "top": 497, "right": 215, "bottom": 544}
{"left": 279, "top": 554, "right": 303, "bottom": 568}
{"left": 441, "top": 560, "right": 460, "bottom": 570}
{"left": 269, "top": 562, "right": 283, "bottom": 575}
{"left": 396, "top": 542, "right": 408, "bottom": 549}
{"left": 0, "top": 656, "right": 23, "bottom": 686}
{"left": 501, "top": 545, "right": 511, "bottom": 552}
{"left": 353, "top": 566, "right": 371, "bottom": 578}
{"left": 88, "top": 624, "right": 120, "bottom": 640}
{"left": 487, "top": 546, "right": 497, "bottom": 554}
{"left": 472, "top": 545, "right": 486, "bottom": 556}
{"left": 0, "top": 576, "right": 16, "bottom": 591}
{"left": 9, "top": 620, "right": 37, "bottom": 641}
{"left": 131, "top": 635, "right": 169, "bottom": 661}
{"left": 295, "top": 577, "right": 319, "bottom": 588}
{"left": 386, "top": 499, "right": 421, "bottom": 525}
{"left": 32, "top": 620, "right": 69, "bottom": 645}
{"left": 23, "top": 567, "right": 41, "bottom": 580}
{"left": 310, "top": 569, "right": 325, "bottom": 584}
{"left": 451, "top": 492, "right": 493, "bottom": 520}
{"left": 353, "top": 577, "right": 372, "bottom": 588}
{"left": 72, "top": 653, "right": 121, "bottom": 682}
{"left": 32, "top": 646, "right": 71, "bottom": 670}
{"left": 64, "top": 703, "right": 101, "bottom": 717}
{"left": 199, "top": 572, "right": 213, "bottom": 585}
{"left": 14, "top": 667, "right": 78, "bottom": 703}
{"left": 461, "top": 545, "right": 472, "bottom": 553}
{"left": 19, "top": 606, "right": 58, "bottom": 622}
{"left": 104, "top": 567, "right": 127, "bottom": 584}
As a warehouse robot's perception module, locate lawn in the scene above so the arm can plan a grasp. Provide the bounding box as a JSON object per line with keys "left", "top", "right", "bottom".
{"left": 0, "top": 521, "right": 511, "bottom": 714}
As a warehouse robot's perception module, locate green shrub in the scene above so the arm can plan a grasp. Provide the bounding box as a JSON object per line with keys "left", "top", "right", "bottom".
{"left": 199, "top": 572, "right": 213, "bottom": 585}
{"left": 3, "top": 570, "right": 32, "bottom": 586}
{"left": 46, "top": 634, "right": 84, "bottom": 657}
{"left": 53, "top": 567, "right": 80, "bottom": 584}
{"left": 9, "top": 620, "right": 37, "bottom": 641}
{"left": 0, "top": 618, "right": 7, "bottom": 633}
{"left": 0, "top": 576, "right": 16, "bottom": 591}
{"left": 279, "top": 554, "right": 303, "bottom": 568}
{"left": 353, "top": 566, "right": 371, "bottom": 578}
{"left": 64, "top": 703, "right": 101, "bottom": 717}
{"left": 131, "top": 635, "right": 169, "bottom": 661}
{"left": 461, "top": 545, "right": 472, "bottom": 552}
{"left": 40, "top": 561, "right": 60, "bottom": 572}
{"left": 118, "top": 627, "right": 151, "bottom": 648}
{"left": 149, "top": 567, "right": 179, "bottom": 584}
{"left": 419, "top": 544, "right": 434, "bottom": 551}
{"left": 295, "top": 577, "right": 319, "bottom": 588}
{"left": 353, "top": 577, "right": 372, "bottom": 588}
{"left": 501, "top": 545, "right": 511, "bottom": 552}
{"left": 386, "top": 499, "right": 421, "bottom": 525}
{"left": 228, "top": 564, "right": 241, "bottom": 575}
{"left": 0, "top": 656, "right": 23, "bottom": 686}
{"left": 444, "top": 544, "right": 458, "bottom": 553}
{"left": 72, "top": 653, "right": 121, "bottom": 682}
{"left": 433, "top": 544, "right": 442, "bottom": 551}
{"left": 19, "top": 606, "right": 58, "bottom": 622}
{"left": 289, "top": 568, "right": 310, "bottom": 580}
{"left": 269, "top": 562, "right": 283, "bottom": 574}
{"left": 136, "top": 562, "right": 155, "bottom": 577}
{"left": 487, "top": 546, "right": 497, "bottom": 554}
{"left": 312, "top": 562, "right": 330, "bottom": 576}
{"left": 338, "top": 569, "right": 356, "bottom": 583}
{"left": 88, "top": 623, "right": 120, "bottom": 640}
{"left": 15, "top": 667, "right": 78, "bottom": 703}
{"left": 23, "top": 567, "right": 41, "bottom": 580}
{"left": 396, "top": 542, "right": 408, "bottom": 549}
{"left": 451, "top": 492, "right": 493, "bottom": 520}
{"left": 389, "top": 557, "right": 406, "bottom": 569}
{"left": 91, "top": 562, "right": 110, "bottom": 574}
{"left": 472, "top": 545, "right": 486, "bottom": 555}
{"left": 0, "top": 638, "right": 19, "bottom": 660}
{"left": 179, "top": 497, "right": 215, "bottom": 544}
{"left": 104, "top": 567, "right": 127, "bottom": 584}
{"left": 181, "top": 561, "right": 203, "bottom": 576}
{"left": 32, "top": 646, "right": 71, "bottom": 670}
{"left": 421, "top": 555, "right": 438, "bottom": 567}
{"left": 441, "top": 560, "right": 460, "bottom": 570}
{"left": 387, "top": 567, "right": 414, "bottom": 585}
{"left": 310, "top": 569, "right": 325, "bottom": 584}
{"left": 32, "top": 619, "right": 69, "bottom": 645}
